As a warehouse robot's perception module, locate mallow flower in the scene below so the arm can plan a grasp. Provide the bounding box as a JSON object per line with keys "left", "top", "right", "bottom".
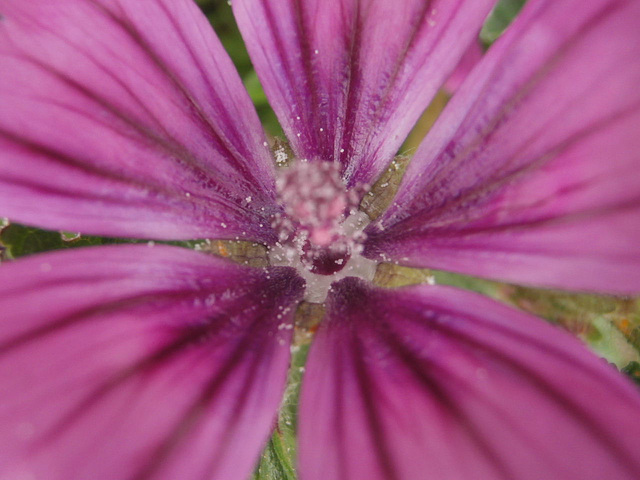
{"left": 1, "top": 0, "right": 640, "bottom": 479}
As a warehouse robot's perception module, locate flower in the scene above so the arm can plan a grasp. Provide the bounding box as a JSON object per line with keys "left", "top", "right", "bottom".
{"left": 1, "top": 0, "right": 640, "bottom": 479}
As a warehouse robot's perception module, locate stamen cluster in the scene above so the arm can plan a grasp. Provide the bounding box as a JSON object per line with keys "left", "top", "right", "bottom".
{"left": 269, "top": 160, "right": 377, "bottom": 302}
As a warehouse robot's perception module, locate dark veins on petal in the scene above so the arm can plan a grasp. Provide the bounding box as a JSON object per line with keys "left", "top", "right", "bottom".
{"left": 0, "top": 265, "right": 302, "bottom": 480}
{"left": 391, "top": 299, "right": 639, "bottom": 476}
{"left": 91, "top": 0, "right": 265, "bottom": 192}
{"left": 323, "top": 280, "right": 640, "bottom": 479}
{"left": 376, "top": 1, "right": 635, "bottom": 237}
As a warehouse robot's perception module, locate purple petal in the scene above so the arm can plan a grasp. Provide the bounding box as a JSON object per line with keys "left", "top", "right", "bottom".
{"left": 299, "top": 278, "right": 640, "bottom": 480}
{"left": 0, "top": 245, "right": 304, "bottom": 480}
{"left": 233, "top": 0, "right": 496, "bottom": 187}
{"left": 364, "top": 0, "right": 640, "bottom": 294}
{"left": 0, "top": 0, "right": 277, "bottom": 242}
{"left": 444, "top": 40, "right": 483, "bottom": 94}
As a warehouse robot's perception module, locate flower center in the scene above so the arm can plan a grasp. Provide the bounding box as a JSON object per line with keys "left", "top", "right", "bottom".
{"left": 269, "top": 160, "right": 377, "bottom": 302}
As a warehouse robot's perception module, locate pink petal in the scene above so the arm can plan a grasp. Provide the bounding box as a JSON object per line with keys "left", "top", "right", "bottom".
{"left": 233, "top": 0, "right": 496, "bottom": 187}
{"left": 0, "top": 0, "right": 277, "bottom": 242}
{"left": 0, "top": 245, "right": 304, "bottom": 480}
{"left": 299, "top": 278, "right": 640, "bottom": 480}
{"left": 444, "top": 40, "right": 484, "bottom": 94}
{"left": 364, "top": 0, "right": 640, "bottom": 294}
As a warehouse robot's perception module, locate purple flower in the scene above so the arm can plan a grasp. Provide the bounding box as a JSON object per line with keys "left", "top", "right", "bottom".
{"left": 1, "top": 0, "right": 640, "bottom": 479}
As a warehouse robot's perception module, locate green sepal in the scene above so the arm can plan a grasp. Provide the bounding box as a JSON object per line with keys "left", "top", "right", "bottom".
{"left": 252, "top": 340, "right": 310, "bottom": 480}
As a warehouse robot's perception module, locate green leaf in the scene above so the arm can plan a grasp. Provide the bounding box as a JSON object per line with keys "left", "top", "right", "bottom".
{"left": 622, "top": 361, "right": 640, "bottom": 387}
{"left": 0, "top": 223, "right": 125, "bottom": 259}
{"left": 0, "top": 223, "right": 212, "bottom": 260}
{"left": 431, "top": 269, "right": 504, "bottom": 298}
{"left": 502, "top": 286, "right": 640, "bottom": 366}
{"left": 480, "top": 0, "right": 528, "bottom": 46}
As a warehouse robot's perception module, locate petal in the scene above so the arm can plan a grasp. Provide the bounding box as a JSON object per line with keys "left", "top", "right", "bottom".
{"left": 364, "top": 0, "right": 640, "bottom": 294}
{"left": 299, "top": 278, "right": 640, "bottom": 480}
{"left": 0, "top": 245, "right": 304, "bottom": 480}
{"left": 444, "top": 40, "right": 484, "bottom": 94}
{"left": 233, "top": 0, "right": 496, "bottom": 187}
{"left": 0, "top": 0, "right": 276, "bottom": 242}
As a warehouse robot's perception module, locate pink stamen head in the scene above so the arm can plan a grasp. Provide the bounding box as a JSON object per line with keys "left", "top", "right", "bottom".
{"left": 273, "top": 160, "right": 364, "bottom": 275}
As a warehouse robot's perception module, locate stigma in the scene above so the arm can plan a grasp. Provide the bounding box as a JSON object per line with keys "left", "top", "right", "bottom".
{"left": 269, "top": 160, "right": 377, "bottom": 302}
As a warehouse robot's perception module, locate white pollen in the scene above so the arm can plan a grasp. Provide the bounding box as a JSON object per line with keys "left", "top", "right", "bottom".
{"left": 275, "top": 147, "right": 288, "bottom": 165}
